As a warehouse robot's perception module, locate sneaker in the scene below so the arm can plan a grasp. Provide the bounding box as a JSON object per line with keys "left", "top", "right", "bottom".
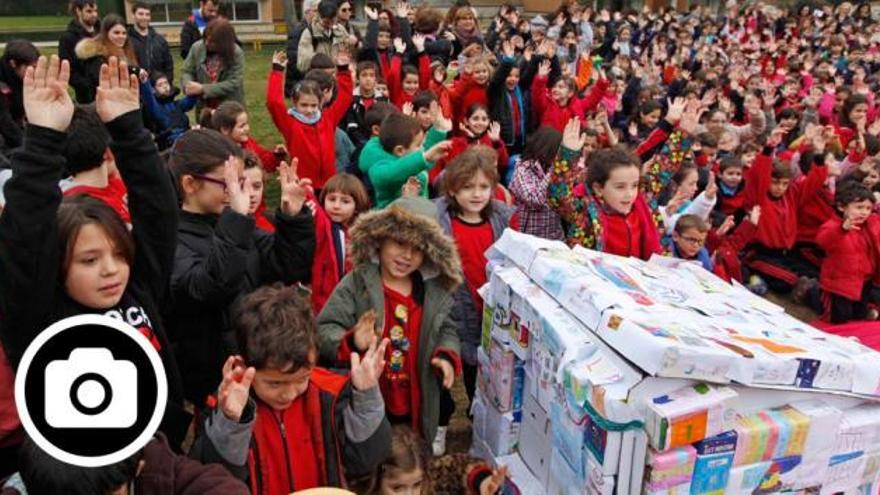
{"left": 432, "top": 426, "right": 448, "bottom": 456}
{"left": 747, "top": 274, "right": 768, "bottom": 295}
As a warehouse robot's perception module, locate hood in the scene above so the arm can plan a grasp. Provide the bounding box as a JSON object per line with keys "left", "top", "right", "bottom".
{"left": 75, "top": 37, "right": 109, "bottom": 60}
{"left": 349, "top": 203, "right": 462, "bottom": 291}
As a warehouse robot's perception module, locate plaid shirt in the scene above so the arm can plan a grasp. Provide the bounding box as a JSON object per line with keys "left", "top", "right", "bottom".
{"left": 509, "top": 158, "right": 565, "bottom": 241}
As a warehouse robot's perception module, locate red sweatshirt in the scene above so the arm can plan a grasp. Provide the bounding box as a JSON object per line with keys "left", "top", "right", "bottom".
{"left": 531, "top": 75, "right": 609, "bottom": 132}
{"left": 745, "top": 148, "right": 828, "bottom": 250}
{"left": 266, "top": 67, "right": 353, "bottom": 189}
{"left": 430, "top": 134, "right": 509, "bottom": 184}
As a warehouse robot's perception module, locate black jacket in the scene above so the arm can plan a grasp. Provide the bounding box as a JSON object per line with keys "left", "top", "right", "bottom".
{"left": 128, "top": 25, "right": 174, "bottom": 82}
{"left": 167, "top": 207, "right": 315, "bottom": 407}
{"left": 58, "top": 20, "right": 96, "bottom": 103}
{"left": 0, "top": 112, "right": 191, "bottom": 449}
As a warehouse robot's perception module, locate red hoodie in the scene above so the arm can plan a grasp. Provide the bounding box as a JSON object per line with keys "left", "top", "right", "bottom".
{"left": 266, "top": 67, "right": 353, "bottom": 189}
{"left": 745, "top": 148, "right": 828, "bottom": 250}
{"left": 531, "top": 76, "right": 609, "bottom": 132}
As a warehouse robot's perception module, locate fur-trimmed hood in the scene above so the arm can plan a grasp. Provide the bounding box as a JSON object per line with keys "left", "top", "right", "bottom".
{"left": 349, "top": 204, "right": 463, "bottom": 291}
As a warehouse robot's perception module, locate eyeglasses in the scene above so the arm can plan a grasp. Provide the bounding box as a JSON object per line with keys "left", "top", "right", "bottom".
{"left": 191, "top": 173, "right": 244, "bottom": 191}
{"left": 679, "top": 235, "right": 706, "bottom": 246}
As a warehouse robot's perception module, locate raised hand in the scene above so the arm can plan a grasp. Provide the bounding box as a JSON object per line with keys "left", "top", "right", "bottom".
{"left": 413, "top": 33, "right": 426, "bottom": 53}
{"left": 350, "top": 336, "right": 389, "bottom": 391}
{"left": 218, "top": 355, "right": 256, "bottom": 422}
{"left": 96, "top": 57, "right": 141, "bottom": 123}
{"left": 393, "top": 37, "right": 406, "bottom": 55}
{"left": 562, "top": 117, "right": 586, "bottom": 151}
{"left": 279, "top": 158, "right": 311, "bottom": 216}
{"left": 431, "top": 357, "right": 455, "bottom": 389}
{"left": 23, "top": 55, "right": 74, "bottom": 132}
{"left": 487, "top": 121, "right": 501, "bottom": 141}
{"left": 272, "top": 50, "right": 288, "bottom": 66}
{"left": 353, "top": 309, "right": 378, "bottom": 351}
{"left": 225, "top": 157, "right": 250, "bottom": 215}
{"left": 424, "top": 140, "right": 453, "bottom": 162}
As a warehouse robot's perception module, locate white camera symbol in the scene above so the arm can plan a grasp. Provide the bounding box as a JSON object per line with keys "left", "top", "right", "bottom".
{"left": 44, "top": 348, "right": 137, "bottom": 429}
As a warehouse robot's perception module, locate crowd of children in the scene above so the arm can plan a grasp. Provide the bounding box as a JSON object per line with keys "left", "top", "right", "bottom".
{"left": 3, "top": 0, "right": 880, "bottom": 493}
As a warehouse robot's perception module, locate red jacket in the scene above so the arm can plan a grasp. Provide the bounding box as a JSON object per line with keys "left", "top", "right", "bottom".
{"left": 430, "top": 134, "right": 509, "bottom": 184}
{"left": 531, "top": 76, "right": 609, "bottom": 132}
{"left": 816, "top": 215, "right": 880, "bottom": 301}
{"left": 266, "top": 67, "right": 353, "bottom": 189}
{"left": 310, "top": 201, "right": 351, "bottom": 314}
{"left": 387, "top": 53, "right": 431, "bottom": 110}
{"left": 242, "top": 137, "right": 280, "bottom": 172}
{"left": 746, "top": 149, "right": 828, "bottom": 250}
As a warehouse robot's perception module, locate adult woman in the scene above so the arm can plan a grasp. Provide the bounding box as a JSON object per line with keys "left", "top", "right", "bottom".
{"left": 181, "top": 18, "right": 244, "bottom": 115}
{"left": 74, "top": 14, "right": 140, "bottom": 103}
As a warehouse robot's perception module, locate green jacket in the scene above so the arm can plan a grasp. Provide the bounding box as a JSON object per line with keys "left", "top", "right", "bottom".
{"left": 181, "top": 39, "right": 245, "bottom": 115}
{"left": 359, "top": 126, "right": 447, "bottom": 208}
{"left": 317, "top": 264, "right": 460, "bottom": 442}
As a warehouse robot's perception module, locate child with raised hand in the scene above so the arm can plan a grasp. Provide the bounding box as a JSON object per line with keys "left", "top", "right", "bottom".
{"left": 548, "top": 117, "right": 664, "bottom": 259}
{"left": 360, "top": 101, "right": 453, "bottom": 208}
{"left": 0, "top": 55, "right": 190, "bottom": 447}
{"left": 431, "top": 103, "right": 509, "bottom": 185}
{"left": 317, "top": 196, "right": 463, "bottom": 454}
{"left": 434, "top": 146, "right": 517, "bottom": 435}
{"left": 267, "top": 49, "right": 353, "bottom": 191}
{"left": 815, "top": 182, "right": 880, "bottom": 323}
{"left": 192, "top": 284, "right": 392, "bottom": 493}
{"left": 167, "top": 133, "right": 315, "bottom": 408}
{"left": 309, "top": 172, "right": 371, "bottom": 314}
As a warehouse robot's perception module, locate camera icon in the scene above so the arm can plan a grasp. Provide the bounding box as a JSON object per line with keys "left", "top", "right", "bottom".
{"left": 44, "top": 348, "right": 137, "bottom": 429}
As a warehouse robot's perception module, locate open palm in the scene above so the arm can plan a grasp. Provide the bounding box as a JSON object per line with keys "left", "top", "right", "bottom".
{"left": 96, "top": 57, "right": 141, "bottom": 123}
{"left": 23, "top": 55, "right": 74, "bottom": 132}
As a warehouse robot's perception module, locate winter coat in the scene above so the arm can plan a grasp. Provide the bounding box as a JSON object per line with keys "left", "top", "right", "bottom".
{"left": 359, "top": 127, "right": 448, "bottom": 208}
{"left": 317, "top": 204, "right": 462, "bottom": 442}
{"left": 168, "top": 207, "right": 315, "bottom": 406}
{"left": 74, "top": 37, "right": 140, "bottom": 104}
{"left": 816, "top": 215, "right": 880, "bottom": 301}
{"left": 128, "top": 25, "right": 174, "bottom": 82}
{"left": 191, "top": 369, "right": 390, "bottom": 494}
{"left": 0, "top": 112, "right": 191, "bottom": 449}
{"left": 180, "top": 8, "right": 209, "bottom": 59}
{"left": 435, "top": 197, "right": 514, "bottom": 366}
{"left": 140, "top": 80, "right": 197, "bottom": 150}
{"left": 267, "top": 66, "right": 353, "bottom": 189}
{"left": 181, "top": 40, "right": 245, "bottom": 115}
{"left": 58, "top": 19, "right": 96, "bottom": 103}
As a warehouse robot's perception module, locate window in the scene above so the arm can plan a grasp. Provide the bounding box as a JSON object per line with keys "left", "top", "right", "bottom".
{"left": 142, "top": 0, "right": 260, "bottom": 24}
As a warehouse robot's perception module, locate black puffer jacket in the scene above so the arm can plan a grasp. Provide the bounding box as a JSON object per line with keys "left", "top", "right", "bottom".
{"left": 167, "top": 207, "right": 315, "bottom": 407}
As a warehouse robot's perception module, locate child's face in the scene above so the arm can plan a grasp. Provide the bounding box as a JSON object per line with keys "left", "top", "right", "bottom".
{"left": 720, "top": 167, "right": 744, "bottom": 188}
{"left": 65, "top": 224, "right": 131, "bottom": 309}
{"left": 379, "top": 239, "right": 424, "bottom": 281}
{"left": 864, "top": 169, "right": 880, "bottom": 188}
{"left": 323, "top": 190, "right": 357, "bottom": 225}
{"left": 402, "top": 73, "right": 420, "bottom": 95}
{"left": 592, "top": 166, "right": 641, "bottom": 214}
{"left": 843, "top": 199, "right": 874, "bottom": 226}
{"left": 416, "top": 106, "right": 433, "bottom": 130}
{"left": 154, "top": 77, "right": 172, "bottom": 97}
{"left": 678, "top": 169, "right": 699, "bottom": 200}
{"left": 769, "top": 177, "right": 791, "bottom": 198}
{"left": 505, "top": 67, "right": 520, "bottom": 90}
{"left": 294, "top": 93, "right": 321, "bottom": 118}
{"left": 359, "top": 69, "right": 377, "bottom": 94}
{"left": 378, "top": 31, "right": 392, "bottom": 50}
{"left": 673, "top": 227, "right": 707, "bottom": 260}
{"left": 243, "top": 167, "right": 264, "bottom": 215}
{"left": 466, "top": 109, "right": 490, "bottom": 135}
{"left": 472, "top": 64, "right": 490, "bottom": 86}
{"left": 380, "top": 467, "right": 425, "bottom": 495}
{"left": 551, "top": 80, "right": 572, "bottom": 104}
{"left": 228, "top": 112, "right": 250, "bottom": 143}
{"left": 453, "top": 169, "right": 493, "bottom": 218}
{"left": 252, "top": 362, "right": 314, "bottom": 411}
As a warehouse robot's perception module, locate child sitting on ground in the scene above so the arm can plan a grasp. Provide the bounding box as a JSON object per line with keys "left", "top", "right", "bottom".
{"left": 317, "top": 196, "right": 463, "bottom": 452}
{"left": 192, "top": 284, "right": 392, "bottom": 493}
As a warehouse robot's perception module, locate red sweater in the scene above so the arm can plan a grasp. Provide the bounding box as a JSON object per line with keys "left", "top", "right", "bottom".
{"left": 816, "top": 215, "right": 880, "bottom": 301}
{"left": 531, "top": 76, "right": 609, "bottom": 132}
{"left": 266, "top": 67, "right": 353, "bottom": 189}
{"left": 431, "top": 134, "right": 509, "bottom": 184}
{"left": 746, "top": 149, "right": 828, "bottom": 250}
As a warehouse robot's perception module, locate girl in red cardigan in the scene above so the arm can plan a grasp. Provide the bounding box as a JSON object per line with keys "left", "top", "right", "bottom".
{"left": 308, "top": 172, "right": 371, "bottom": 314}
{"left": 430, "top": 103, "right": 508, "bottom": 185}
{"left": 267, "top": 50, "right": 353, "bottom": 190}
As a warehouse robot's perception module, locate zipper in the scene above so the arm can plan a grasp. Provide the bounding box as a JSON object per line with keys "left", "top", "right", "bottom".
{"left": 273, "top": 410, "right": 295, "bottom": 493}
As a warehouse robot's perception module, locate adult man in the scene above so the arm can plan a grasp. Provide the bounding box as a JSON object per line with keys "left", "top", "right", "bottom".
{"left": 295, "top": 0, "right": 348, "bottom": 76}
{"left": 128, "top": 1, "right": 174, "bottom": 82}
{"left": 180, "top": 0, "right": 220, "bottom": 59}
{"left": 58, "top": 0, "right": 99, "bottom": 103}
{"left": 284, "top": 0, "right": 320, "bottom": 96}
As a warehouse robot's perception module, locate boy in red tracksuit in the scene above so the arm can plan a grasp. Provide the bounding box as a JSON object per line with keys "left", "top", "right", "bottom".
{"left": 815, "top": 182, "right": 880, "bottom": 323}
{"left": 192, "top": 284, "right": 391, "bottom": 495}
{"left": 531, "top": 59, "right": 609, "bottom": 132}
{"left": 744, "top": 130, "right": 830, "bottom": 293}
